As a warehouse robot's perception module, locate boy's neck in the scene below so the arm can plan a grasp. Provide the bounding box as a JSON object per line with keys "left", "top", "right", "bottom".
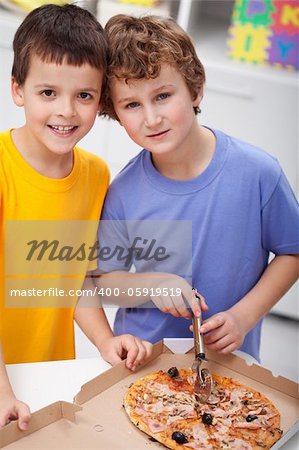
{"left": 11, "top": 127, "right": 74, "bottom": 179}
{"left": 151, "top": 126, "right": 216, "bottom": 181}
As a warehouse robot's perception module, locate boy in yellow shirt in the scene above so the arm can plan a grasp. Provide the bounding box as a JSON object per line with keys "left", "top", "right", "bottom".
{"left": 0, "top": 4, "right": 151, "bottom": 430}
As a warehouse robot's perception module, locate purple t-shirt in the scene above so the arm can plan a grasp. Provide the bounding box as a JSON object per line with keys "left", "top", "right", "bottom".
{"left": 99, "top": 128, "right": 299, "bottom": 360}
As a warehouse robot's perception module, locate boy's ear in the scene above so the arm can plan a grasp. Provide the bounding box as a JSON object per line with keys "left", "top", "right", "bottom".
{"left": 192, "top": 87, "right": 203, "bottom": 109}
{"left": 11, "top": 77, "right": 25, "bottom": 107}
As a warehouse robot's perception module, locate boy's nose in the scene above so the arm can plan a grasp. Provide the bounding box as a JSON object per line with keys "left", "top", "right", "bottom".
{"left": 57, "top": 98, "right": 76, "bottom": 118}
{"left": 144, "top": 107, "right": 162, "bottom": 128}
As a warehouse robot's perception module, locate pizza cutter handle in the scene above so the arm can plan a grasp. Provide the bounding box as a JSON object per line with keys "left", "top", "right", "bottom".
{"left": 192, "top": 315, "right": 205, "bottom": 360}
{"left": 192, "top": 288, "right": 206, "bottom": 359}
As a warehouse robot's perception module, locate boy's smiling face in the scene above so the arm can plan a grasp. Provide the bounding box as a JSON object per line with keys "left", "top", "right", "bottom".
{"left": 12, "top": 54, "right": 103, "bottom": 161}
{"left": 110, "top": 64, "right": 201, "bottom": 159}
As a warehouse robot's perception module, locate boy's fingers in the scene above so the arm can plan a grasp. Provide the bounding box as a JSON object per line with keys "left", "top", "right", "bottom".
{"left": 124, "top": 338, "right": 140, "bottom": 369}
{"left": 154, "top": 295, "right": 190, "bottom": 318}
{"left": 189, "top": 291, "right": 208, "bottom": 317}
{"left": 131, "top": 348, "right": 146, "bottom": 370}
{"left": 199, "top": 295, "right": 209, "bottom": 311}
{"left": 19, "top": 420, "right": 29, "bottom": 431}
{"left": 17, "top": 403, "right": 31, "bottom": 431}
{"left": 152, "top": 296, "right": 170, "bottom": 312}
{"left": 109, "top": 354, "right": 122, "bottom": 366}
{"left": 0, "top": 402, "right": 31, "bottom": 430}
{"left": 200, "top": 315, "right": 225, "bottom": 334}
{"left": 189, "top": 296, "right": 201, "bottom": 317}
{"left": 128, "top": 338, "right": 153, "bottom": 371}
{"left": 126, "top": 338, "right": 146, "bottom": 370}
{"left": 143, "top": 340, "right": 153, "bottom": 358}
{"left": 218, "top": 342, "right": 237, "bottom": 354}
{"left": 0, "top": 414, "right": 7, "bottom": 428}
{"left": 173, "top": 295, "right": 191, "bottom": 318}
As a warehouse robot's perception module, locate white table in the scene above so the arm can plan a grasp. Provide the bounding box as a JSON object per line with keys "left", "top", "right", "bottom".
{"left": 5, "top": 340, "right": 299, "bottom": 450}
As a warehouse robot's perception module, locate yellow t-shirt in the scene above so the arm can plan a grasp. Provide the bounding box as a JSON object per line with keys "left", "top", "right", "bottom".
{"left": 0, "top": 130, "right": 109, "bottom": 364}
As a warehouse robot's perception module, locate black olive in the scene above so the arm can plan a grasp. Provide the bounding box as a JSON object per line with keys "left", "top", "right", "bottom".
{"left": 202, "top": 413, "right": 213, "bottom": 425}
{"left": 246, "top": 415, "right": 258, "bottom": 422}
{"left": 171, "top": 431, "right": 188, "bottom": 444}
{"left": 168, "top": 367, "right": 179, "bottom": 378}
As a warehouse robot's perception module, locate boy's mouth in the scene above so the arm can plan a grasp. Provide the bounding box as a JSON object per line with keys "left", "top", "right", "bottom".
{"left": 147, "top": 129, "right": 169, "bottom": 138}
{"left": 48, "top": 125, "right": 78, "bottom": 135}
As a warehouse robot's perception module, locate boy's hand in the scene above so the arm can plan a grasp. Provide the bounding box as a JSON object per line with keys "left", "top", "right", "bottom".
{"left": 0, "top": 394, "right": 31, "bottom": 430}
{"left": 150, "top": 275, "right": 208, "bottom": 319}
{"left": 97, "top": 272, "right": 208, "bottom": 319}
{"left": 99, "top": 335, "right": 152, "bottom": 371}
{"left": 197, "top": 310, "right": 247, "bottom": 354}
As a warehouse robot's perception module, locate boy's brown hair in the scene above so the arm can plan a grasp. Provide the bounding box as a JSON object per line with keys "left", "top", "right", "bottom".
{"left": 12, "top": 3, "right": 108, "bottom": 86}
{"left": 101, "top": 14, "right": 205, "bottom": 120}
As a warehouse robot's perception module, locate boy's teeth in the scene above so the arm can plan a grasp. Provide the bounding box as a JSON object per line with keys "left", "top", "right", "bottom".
{"left": 52, "top": 125, "right": 74, "bottom": 131}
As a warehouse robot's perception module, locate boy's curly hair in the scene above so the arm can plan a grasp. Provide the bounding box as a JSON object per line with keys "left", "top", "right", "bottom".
{"left": 12, "top": 4, "right": 108, "bottom": 86}
{"left": 101, "top": 14, "right": 205, "bottom": 120}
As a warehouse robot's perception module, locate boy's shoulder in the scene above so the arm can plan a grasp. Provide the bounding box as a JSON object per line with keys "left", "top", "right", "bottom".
{"left": 0, "top": 129, "right": 109, "bottom": 181}
{"left": 108, "top": 129, "right": 283, "bottom": 194}
{"left": 74, "top": 145, "right": 110, "bottom": 186}
{"left": 226, "top": 131, "right": 279, "bottom": 170}
{"left": 0, "top": 129, "right": 11, "bottom": 151}
{"left": 75, "top": 145, "right": 109, "bottom": 171}
{"left": 109, "top": 149, "right": 145, "bottom": 187}
{"left": 223, "top": 130, "right": 282, "bottom": 181}
{"left": 0, "top": 129, "right": 108, "bottom": 168}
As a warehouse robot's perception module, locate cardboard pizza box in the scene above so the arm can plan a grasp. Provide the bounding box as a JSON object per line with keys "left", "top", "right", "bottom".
{"left": 0, "top": 341, "right": 298, "bottom": 449}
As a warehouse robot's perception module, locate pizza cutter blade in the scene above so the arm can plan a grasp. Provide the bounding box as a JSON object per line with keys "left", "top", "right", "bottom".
{"left": 192, "top": 288, "right": 213, "bottom": 406}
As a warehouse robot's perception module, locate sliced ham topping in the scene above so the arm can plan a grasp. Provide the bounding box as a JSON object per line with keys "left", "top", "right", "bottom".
{"left": 145, "top": 400, "right": 164, "bottom": 414}
{"left": 167, "top": 403, "right": 196, "bottom": 420}
{"left": 147, "top": 382, "right": 174, "bottom": 395}
{"left": 246, "top": 403, "right": 265, "bottom": 412}
{"left": 207, "top": 394, "right": 220, "bottom": 405}
{"left": 205, "top": 406, "right": 229, "bottom": 418}
{"left": 219, "top": 389, "right": 246, "bottom": 415}
{"left": 233, "top": 420, "right": 269, "bottom": 429}
{"left": 245, "top": 406, "right": 265, "bottom": 416}
{"left": 134, "top": 405, "right": 146, "bottom": 416}
{"left": 211, "top": 420, "right": 230, "bottom": 440}
{"left": 230, "top": 389, "right": 247, "bottom": 404}
{"left": 229, "top": 438, "right": 253, "bottom": 450}
{"left": 144, "top": 418, "right": 167, "bottom": 433}
{"left": 191, "top": 423, "right": 211, "bottom": 443}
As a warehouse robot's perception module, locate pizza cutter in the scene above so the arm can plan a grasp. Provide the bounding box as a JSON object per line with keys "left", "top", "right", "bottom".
{"left": 191, "top": 288, "right": 213, "bottom": 406}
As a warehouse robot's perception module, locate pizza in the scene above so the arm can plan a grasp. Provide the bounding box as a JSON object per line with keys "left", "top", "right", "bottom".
{"left": 124, "top": 367, "right": 282, "bottom": 449}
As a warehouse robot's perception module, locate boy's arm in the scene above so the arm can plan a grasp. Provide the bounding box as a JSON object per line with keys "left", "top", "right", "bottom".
{"left": 0, "top": 341, "right": 31, "bottom": 430}
{"left": 95, "top": 271, "right": 206, "bottom": 318}
{"left": 200, "top": 254, "right": 299, "bottom": 354}
{"left": 74, "top": 276, "right": 152, "bottom": 371}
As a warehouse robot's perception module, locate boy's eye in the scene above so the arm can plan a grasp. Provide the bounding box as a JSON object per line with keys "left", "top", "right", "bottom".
{"left": 157, "top": 92, "right": 170, "bottom": 101}
{"left": 79, "top": 92, "right": 92, "bottom": 100}
{"left": 42, "top": 90, "right": 54, "bottom": 97}
{"left": 126, "top": 102, "right": 140, "bottom": 109}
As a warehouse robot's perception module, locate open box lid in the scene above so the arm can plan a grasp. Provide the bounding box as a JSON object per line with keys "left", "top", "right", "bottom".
{"left": 0, "top": 341, "right": 298, "bottom": 449}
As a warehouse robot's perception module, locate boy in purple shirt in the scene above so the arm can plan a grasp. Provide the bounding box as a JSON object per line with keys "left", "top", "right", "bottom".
{"left": 97, "top": 15, "right": 299, "bottom": 361}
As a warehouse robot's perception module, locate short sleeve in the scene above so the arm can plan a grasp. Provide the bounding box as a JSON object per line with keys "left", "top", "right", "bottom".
{"left": 262, "top": 170, "right": 299, "bottom": 254}
{"left": 97, "top": 190, "right": 132, "bottom": 273}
